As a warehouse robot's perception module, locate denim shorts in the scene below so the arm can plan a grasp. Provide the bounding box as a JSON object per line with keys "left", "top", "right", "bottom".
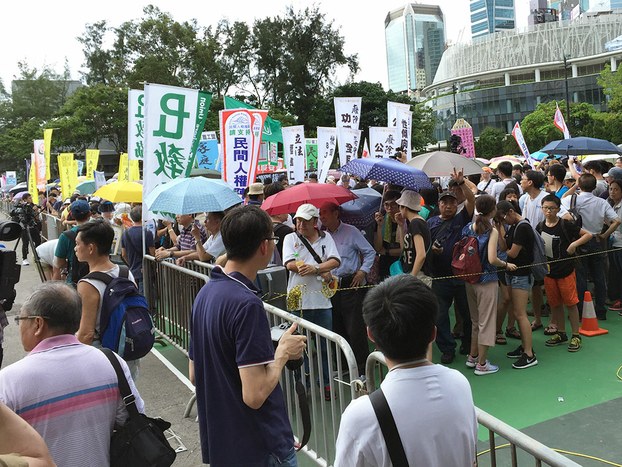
{"left": 506, "top": 273, "right": 533, "bottom": 291}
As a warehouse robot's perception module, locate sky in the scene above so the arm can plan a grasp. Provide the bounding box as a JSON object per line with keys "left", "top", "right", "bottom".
{"left": 0, "top": 0, "right": 478, "bottom": 93}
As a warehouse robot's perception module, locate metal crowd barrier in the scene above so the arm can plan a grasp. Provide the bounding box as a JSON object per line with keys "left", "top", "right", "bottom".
{"left": 365, "top": 351, "right": 581, "bottom": 467}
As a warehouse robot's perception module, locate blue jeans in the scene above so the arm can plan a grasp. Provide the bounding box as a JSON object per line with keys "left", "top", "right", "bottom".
{"left": 293, "top": 309, "right": 332, "bottom": 387}
{"left": 266, "top": 447, "right": 297, "bottom": 466}
{"left": 431, "top": 279, "right": 471, "bottom": 355}
{"left": 505, "top": 273, "right": 534, "bottom": 291}
{"left": 576, "top": 238, "right": 607, "bottom": 316}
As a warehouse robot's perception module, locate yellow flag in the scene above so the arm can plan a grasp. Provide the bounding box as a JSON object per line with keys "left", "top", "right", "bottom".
{"left": 71, "top": 160, "right": 79, "bottom": 194}
{"left": 43, "top": 129, "right": 53, "bottom": 181}
{"left": 85, "top": 149, "right": 100, "bottom": 180}
{"left": 118, "top": 153, "right": 129, "bottom": 182}
{"left": 129, "top": 159, "right": 141, "bottom": 182}
{"left": 58, "top": 153, "right": 74, "bottom": 199}
{"left": 28, "top": 155, "right": 39, "bottom": 205}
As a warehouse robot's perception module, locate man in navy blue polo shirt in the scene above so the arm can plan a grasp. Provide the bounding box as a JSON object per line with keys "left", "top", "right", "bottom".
{"left": 189, "top": 205, "right": 307, "bottom": 466}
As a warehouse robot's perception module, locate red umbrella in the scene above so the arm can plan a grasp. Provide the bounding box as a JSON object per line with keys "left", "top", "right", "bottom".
{"left": 262, "top": 183, "right": 357, "bottom": 215}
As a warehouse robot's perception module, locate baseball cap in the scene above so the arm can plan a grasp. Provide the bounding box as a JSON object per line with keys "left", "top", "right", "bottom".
{"left": 63, "top": 198, "right": 71, "bottom": 205}
{"left": 439, "top": 190, "right": 458, "bottom": 201}
{"left": 606, "top": 167, "right": 622, "bottom": 179}
{"left": 294, "top": 203, "right": 319, "bottom": 220}
{"left": 70, "top": 200, "right": 90, "bottom": 216}
{"left": 248, "top": 182, "right": 264, "bottom": 196}
{"left": 395, "top": 190, "right": 422, "bottom": 212}
{"left": 99, "top": 200, "right": 115, "bottom": 213}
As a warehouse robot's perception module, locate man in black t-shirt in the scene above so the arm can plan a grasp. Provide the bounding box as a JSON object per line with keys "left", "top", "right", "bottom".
{"left": 536, "top": 195, "right": 592, "bottom": 352}
{"left": 497, "top": 200, "right": 538, "bottom": 369}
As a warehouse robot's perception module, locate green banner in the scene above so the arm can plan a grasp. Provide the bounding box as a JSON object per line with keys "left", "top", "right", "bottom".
{"left": 305, "top": 138, "right": 318, "bottom": 171}
{"left": 224, "top": 96, "right": 282, "bottom": 144}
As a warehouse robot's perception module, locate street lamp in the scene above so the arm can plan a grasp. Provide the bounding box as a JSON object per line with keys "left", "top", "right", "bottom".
{"left": 563, "top": 55, "right": 571, "bottom": 122}
{"left": 452, "top": 82, "right": 458, "bottom": 120}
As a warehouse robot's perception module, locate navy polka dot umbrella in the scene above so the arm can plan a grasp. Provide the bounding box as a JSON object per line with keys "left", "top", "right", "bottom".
{"left": 339, "top": 158, "right": 432, "bottom": 191}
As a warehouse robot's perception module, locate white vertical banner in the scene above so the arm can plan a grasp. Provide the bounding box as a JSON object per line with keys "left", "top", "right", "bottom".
{"left": 512, "top": 122, "right": 535, "bottom": 167}
{"left": 33, "top": 139, "right": 46, "bottom": 189}
{"left": 369, "top": 127, "right": 399, "bottom": 159}
{"left": 334, "top": 97, "right": 362, "bottom": 130}
{"left": 143, "top": 84, "right": 211, "bottom": 209}
{"left": 128, "top": 90, "right": 145, "bottom": 160}
{"left": 282, "top": 125, "right": 306, "bottom": 185}
{"left": 337, "top": 127, "right": 362, "bottom": 167}
{"left": 94, "top": 170, "right": 107, "bottom": 189}
{"left": 220, "top": 109, "right": 268, "bottom": 196}
{"left": 317, "top": 127, "right": 337, "bottom": 183}
{"left": 396, "top": 109, "right": 413, "bottom": 161}
{"left": 387, "top": 101, "right": 411, "bottom": 127}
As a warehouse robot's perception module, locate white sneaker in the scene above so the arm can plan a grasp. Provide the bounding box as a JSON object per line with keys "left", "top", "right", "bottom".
{"left": 22, "top": 259, "right": 30, "bottom": 266}
{"left": 465, "top": 355, "right": 478, "bottom": 368}
{"left": 474, "top": 361, "right": 499, "bottom": 376}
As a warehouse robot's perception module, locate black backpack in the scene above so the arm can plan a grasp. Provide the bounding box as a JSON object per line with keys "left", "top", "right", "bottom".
{"left": 61, "top": 229, "right": 90, "bottom": 285}
{"left": 85, "top": 266, "right": 155, "bottom": 361}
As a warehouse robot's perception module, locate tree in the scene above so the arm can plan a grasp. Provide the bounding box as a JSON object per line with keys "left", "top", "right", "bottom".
{"left": 597, "top": 64, "right": 622, "bottom": 112}
{"left": 475, "top": 127, "right": 506, "bottom": 158}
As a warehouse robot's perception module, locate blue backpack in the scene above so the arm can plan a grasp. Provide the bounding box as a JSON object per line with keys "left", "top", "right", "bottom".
{"left": 86, "top": 266, "right": 155, "bottom": 361}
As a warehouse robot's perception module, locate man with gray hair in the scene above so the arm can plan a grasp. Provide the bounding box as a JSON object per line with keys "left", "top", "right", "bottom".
{"left": 0, "top": 282, "right": 144, "bottom": 467}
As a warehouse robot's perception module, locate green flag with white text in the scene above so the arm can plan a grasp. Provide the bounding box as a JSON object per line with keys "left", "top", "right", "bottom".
{"left": 224, "top": 96, "right": 282, "bottom": 144}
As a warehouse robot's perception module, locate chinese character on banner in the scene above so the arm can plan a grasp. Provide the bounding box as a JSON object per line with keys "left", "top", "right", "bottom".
{"left": 334, "top": 97, "right": 362, "bottom": 131}
{"left": 369, "top": 127, "right": 399, "bottom": 159}
{"left": 33, "top": 139, "right": 46, "bottom": 189}
{"left": 336, "top": 127, "right": 362, "bottom": 167}
{"left": 85, "top": 149, "right": 100, "bottom": 180}
{"left": 317, "top": 127, "right": 337, "bottom": 183}
{"left": 451, "top": 119, "right": 476, "bottom": 159}
{"left": 281, "top": 126, "right": 305, "bottom": 185}
{"left": 195, "top": 131, "right": 220, "bottom": 171}
{"left": 220, "top": 109, "right": 268, "bottom": 196}
{"left": 305, "top": 138, "right": 318, "bottom": 171}
{"left": 128, "top": 90, "right": 145, "bottom": 160}
{"left": 143, "top": 84, "right": 212, "bottom": 216}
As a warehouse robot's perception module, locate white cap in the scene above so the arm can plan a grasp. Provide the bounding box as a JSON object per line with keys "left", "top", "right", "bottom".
{"left": 294, "top": 203, "right": 319, "bottom": 220}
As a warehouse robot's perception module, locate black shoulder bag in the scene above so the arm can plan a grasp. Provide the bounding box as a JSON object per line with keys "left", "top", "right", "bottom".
{"left": 369, "top": 389, "right": 409, "bottom": 467}
{"left": 101, "top": 348, "right": 176, "bottom": 467}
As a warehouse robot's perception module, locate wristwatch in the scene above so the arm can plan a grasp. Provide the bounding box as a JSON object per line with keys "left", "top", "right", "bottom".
{"left": 314, "top": 266, "right": 320, "bottom": 274}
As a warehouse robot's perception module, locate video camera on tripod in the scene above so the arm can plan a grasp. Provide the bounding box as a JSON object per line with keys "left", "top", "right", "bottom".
{"left": 0, "top": 220, "right": 23, "bottom": 311}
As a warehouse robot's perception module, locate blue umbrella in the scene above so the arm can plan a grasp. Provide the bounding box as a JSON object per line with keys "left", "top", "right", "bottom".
{"left": 146, "top": 177, "right": 243, "bottom": 214}
{"left": 339, "top": 158, "right": 432, "bottom": 191}
{"left": 339, "top": 187, "right": 382, "bottom": 228}
{"left": 530, "top": 150, "right": 563, "bottom": 161}
{"left": 540, "top": 137, "right": 622, "bottom": 156}
{"left": 76, "top": 180, "right": 96, "bottom": 195}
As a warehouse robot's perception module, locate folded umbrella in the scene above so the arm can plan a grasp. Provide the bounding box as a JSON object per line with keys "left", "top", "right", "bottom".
{"left": 262, "top": 183, "right": 357, "bottom": 215}
{"left": 339, "top": 157, "right": 432, "bottom": 191}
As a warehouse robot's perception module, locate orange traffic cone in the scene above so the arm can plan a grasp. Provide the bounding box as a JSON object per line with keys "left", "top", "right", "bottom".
{"left": 579, "top": 291, "right": 608, "bottom": 337}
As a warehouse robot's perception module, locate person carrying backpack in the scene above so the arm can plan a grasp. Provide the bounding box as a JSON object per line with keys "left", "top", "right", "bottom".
{"left": 496, "top": 200, "right": 538, "bottom": 370}
{"left": 75, "top": 219, "right": 152, "bottom": 381}
{"left": 462, "top": 195, "right": 517, "bottom": 375}
{"left": 52, "top": 200, "right": 91, "bottom": 285}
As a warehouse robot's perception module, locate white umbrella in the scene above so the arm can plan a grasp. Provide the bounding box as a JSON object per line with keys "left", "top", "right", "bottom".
{"left": 407, "top": 151, "right": 483, "bottom": 176}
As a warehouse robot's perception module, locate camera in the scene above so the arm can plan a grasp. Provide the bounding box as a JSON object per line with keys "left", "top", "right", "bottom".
{"left": 270, "top": 322, "right": 304, "bottom": 371}
{"left": 0, "top": 220, "right": 22, "bottom": 311}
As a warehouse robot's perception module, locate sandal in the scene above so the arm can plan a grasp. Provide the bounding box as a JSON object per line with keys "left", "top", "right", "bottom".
{"left": 496, "top": 333, "right": 507, "bottom": 345}
{"left": 544, "top": 324, "right": 558, "bottom": 336}
{"left": 531, "top": 322, "right": 543, "bottom": 331}
{"left": 505, "top": 327, "right": 521, "bottom": 339}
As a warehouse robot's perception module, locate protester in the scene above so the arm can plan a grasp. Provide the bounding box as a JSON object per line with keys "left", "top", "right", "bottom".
{"left": 477, "top": 167, "right": 494, "bottom": 194}
{"left": 547, "top": 164, "right": 569, "bottom": 198}
{"left": 10, "top": 192, "right": 41, "bottom": 266}
{"left": 52, "top": 200, "right": 91, "bottom": 284}
{"left": 121, "top": 206, "right": 155, "bottom": 294}
{"left": 491, "top": 161, "right": 522, "bottom": 200}
{"left": 189, "top": 205, "right": 306, "bottom": 466}
{"left": 176, "top": 211, "right": 226, "bottom": 266}
{"left": 154, "top": 213, "right": 207, "bottom": 261}
{"left": 373, "top": 190, "right": 402, "bottom": 280}
{"left": 395, "top": 190, "right": 431, "bottom": 285}
{"left": 0, "top": 282, "right": 144, "bottom": 467}
{"left": 319, "top": 202, "right": 376, "bottom": 377}
{"left": 334, "top": 274, "right": 477, "bottom": 466}
{"left": 247, "top": 182, "right": 265, "bottom": 206}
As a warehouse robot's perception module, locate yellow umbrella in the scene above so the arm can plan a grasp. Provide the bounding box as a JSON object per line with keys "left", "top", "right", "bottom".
{"left": 92, "top": 181, "right": 143, "bottom": 203}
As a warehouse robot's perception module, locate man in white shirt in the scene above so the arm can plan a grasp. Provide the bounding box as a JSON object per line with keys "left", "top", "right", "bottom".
{"left": 335, "top": 274, "right": 477, "bottom": 467}
{"left": 491, "top": 161, "right": 522, "bottom": 200}
{"left": 176, "top": 211, "right": 226, "bottom": 265}
{"left": 561, "top": 174, "right": 620, "bottom": 319}
{"left": 476, "top": 167, "right": 494, "bottom": 194}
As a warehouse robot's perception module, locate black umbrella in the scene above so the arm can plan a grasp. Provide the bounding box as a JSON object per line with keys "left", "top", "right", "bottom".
{"left": 9, "top": 182, "right": 28, "bottom": 195}
{"left": 540, "top": 137, "right": 622, "bottom": 156}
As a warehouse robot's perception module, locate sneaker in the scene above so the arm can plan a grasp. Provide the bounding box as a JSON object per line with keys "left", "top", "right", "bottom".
{"left": 568, "top": 336, "right": 582, "bottom": 352}
{"left": 506, "top": 345, "right": 524, "bottom": 359}
{"left": 474, "top": 361, "right": 499, "bottom": 376}
{"left": 21, "top": 259, "right": 29, "bottom": 266}
{"left": 440, "top": 352, "right": 455, "bottom": 364}
{"left": 609, "top": 300, "right": 622, "bottom": 311}
{"left": 465, "top": 355, "right": 478, "bottom": 368}
{"left": 512, "top": 352, "right": 538, "bottom": 369}
{"left": 545, "top": 333, "right": 568, "bottom": 347}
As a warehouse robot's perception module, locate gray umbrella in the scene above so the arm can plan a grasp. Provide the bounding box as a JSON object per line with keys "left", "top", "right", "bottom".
{"left": 406, "top": 151, "right": 483, "bottom": 177}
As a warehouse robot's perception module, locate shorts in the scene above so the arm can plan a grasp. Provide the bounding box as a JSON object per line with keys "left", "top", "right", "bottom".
{"left": 544, "top": 271, "right": 579, "bottom": 308}
{"left": 506, "top": 273, "right": 533, "bottom": 291}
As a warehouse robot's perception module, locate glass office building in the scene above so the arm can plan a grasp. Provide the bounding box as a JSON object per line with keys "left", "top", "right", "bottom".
{"left": 471, "top": 0, "right": 516, "bottom": 38}
{"left": 385, "top": 4, "right": 445, "bottom": 93}
{"left": 424, "top": 13, "right": 622, "bottom": 142}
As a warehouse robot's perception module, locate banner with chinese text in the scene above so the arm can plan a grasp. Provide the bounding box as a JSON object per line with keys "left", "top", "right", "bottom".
{"left": 336, "top": 127, "right": 361, "bottom": 167}
{"left": 334, "top": 97, "right": 361, "bottom": 130}
{"left": 196, "top": 131, "right": 220, "bottom": 171}
{"left": 257, "top": 142, "right": 282, "bottom": 175}
{"left": 128, "top": 90, "right": 145, "bottom": 160}
{"left": 28, "top": 155, "right": 38, "bottom": 204}
{"left": 387, "top": 101, "right": 411, "bottom": 127}
{"left": 512, "top": 122, "right": 534, "bottom": 166}
{"left": 43, "top": 129, "right": 53, "bottom": 180}
{"left": 118, "top": 153, "right": 129, "bottom": 182}
{"left": 369, "top": 127, "right": 399, "bottom": 159}
{"left": 220, "top": 109, "right": 268, "bottom": 196}
{"left": 451, "top": 119, "right": 476, "bottom": 159}
{"left": 224, "top": 96, "right": 282, "bottom": 143}
{"left": 305, "top": 138, "right": 318, "bottom": 172}
{"left": 58, "top": 153, "right": 75, "bottom": 198}
{"left": 317, "top": 127, "right": 337, "bottom": 183}
{"left": 6, "top": 171, "right": 16, "bottom": 186}
{"left": 143, "top": 84, "right": 212, "bottom": 203}
{"left": 86, "top": 149, "right": 99, "bottom": 180}
{"left": 281, "top": 126, "right": 306, "bottom": 185}
{"left": 129, "top": 160, "right": 141, "bottom": 182}
{"left": 33, "top": 139, "right": 46, "bottom": 189}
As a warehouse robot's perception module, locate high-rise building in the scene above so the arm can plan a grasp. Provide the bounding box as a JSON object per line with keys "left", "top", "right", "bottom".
{"left": 384, "top": 4, "right": 445, "bottom": 93}
{"left": 470, "top": 0, "right": 516, "bottom": 38}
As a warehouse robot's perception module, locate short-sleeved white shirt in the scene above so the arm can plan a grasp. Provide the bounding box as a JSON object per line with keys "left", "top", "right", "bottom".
{"left": 202, "top": 231, "right": 225, "bottom": 260}
{"left": 282, "top": 230, "right": 341, "bottom": 310}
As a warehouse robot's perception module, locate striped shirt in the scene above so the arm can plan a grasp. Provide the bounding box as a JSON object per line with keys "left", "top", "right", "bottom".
{"left": 177, "top": 221, "right": 207, "bottom": 252}
{"left": 0, "top": 335, "right": 144, "bottom": 467}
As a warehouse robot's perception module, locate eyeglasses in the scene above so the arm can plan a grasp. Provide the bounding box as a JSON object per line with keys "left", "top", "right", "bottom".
{"left": 14, "top": 315, "right": 48, "bottom": 324}
{"left": 542, "top": 206, "right": 559, "bottom": 211}
{"left": 265, "top": 236, "right": 279, "bottom": 245}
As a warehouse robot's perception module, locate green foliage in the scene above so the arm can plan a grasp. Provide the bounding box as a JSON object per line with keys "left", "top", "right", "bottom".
{"left": 597, "top": 64, "right": 622, "bottom": 112}
{"left": 475, "top": 127, "right": 506, "bottom": 158}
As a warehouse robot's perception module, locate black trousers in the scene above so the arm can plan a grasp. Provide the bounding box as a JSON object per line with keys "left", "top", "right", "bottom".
{"left": 21, "top": 226, "right": 41, "bottom": 260}
{"left": 331, "top": 275, "right": 369, "bottom": 375}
